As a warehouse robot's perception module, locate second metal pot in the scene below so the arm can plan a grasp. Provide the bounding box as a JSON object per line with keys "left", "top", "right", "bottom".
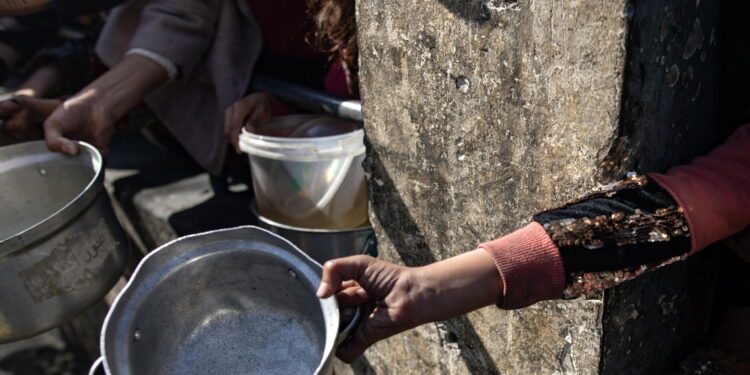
{"left": 0, "top": 141, "right": 129, "bottom": 343}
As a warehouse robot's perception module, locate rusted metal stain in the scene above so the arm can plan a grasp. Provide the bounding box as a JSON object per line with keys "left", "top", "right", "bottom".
{"left": 19, "top": 219, "right": 114, "bottom": 303}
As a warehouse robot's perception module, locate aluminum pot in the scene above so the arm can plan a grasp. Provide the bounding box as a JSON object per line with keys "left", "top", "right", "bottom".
{"left": 93, "top": 226, "right": 359, "bottom": 375}
{"left": 252, "top": 203, "right": 377, "bottom": 264}
{"left": 0, "top": 141, "right": 129, "bottom": 343}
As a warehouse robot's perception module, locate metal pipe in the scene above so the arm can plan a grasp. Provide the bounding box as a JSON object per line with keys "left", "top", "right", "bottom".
{"left": 249, "top": 75, "right": 363, "bottom": 123}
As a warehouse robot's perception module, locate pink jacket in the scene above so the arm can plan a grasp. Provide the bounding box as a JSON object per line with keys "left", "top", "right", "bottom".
{"left": 480, "top": 123, "right": 750, "bottom": 309}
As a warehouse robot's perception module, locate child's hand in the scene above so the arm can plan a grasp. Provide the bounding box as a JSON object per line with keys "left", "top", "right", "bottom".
{"left": 316, "top": 255, "right": 423, "bottom": 362}
{"left": 224, "top": 93, "right": 273, "bottom": 153}
{"left": 317, "top": 250, "right": 502, "bottom": 363}
{"left": 0, "top": 96, "right": 60, "bottom": 141}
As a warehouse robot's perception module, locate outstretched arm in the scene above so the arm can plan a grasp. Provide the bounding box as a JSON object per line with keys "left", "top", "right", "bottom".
{"left": 43, "top": 54, "right": 168, "bottom": 155}
{"left": 319, "top": 123, "right": 750, "bottom": 361}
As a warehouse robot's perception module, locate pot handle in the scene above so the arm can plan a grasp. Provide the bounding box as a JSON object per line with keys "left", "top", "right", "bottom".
{"left": 89, "top": 357, "right": 105, "bottom": 375}
{"left": 336, "top": 304, "right": 364, "bottom": 346}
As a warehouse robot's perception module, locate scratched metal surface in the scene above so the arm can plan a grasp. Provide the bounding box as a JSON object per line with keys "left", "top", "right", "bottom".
{"left": 0, "top": 152, "right": 91, "bottom": 242}
{"left": 102, "top": 227, "right": 339, "bottom": 375}
{"left": 0, "top": 141, "right": 128, "bottom": 343}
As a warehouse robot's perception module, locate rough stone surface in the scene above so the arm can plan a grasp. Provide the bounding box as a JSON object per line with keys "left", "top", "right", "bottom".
{"left": 355, "top": 0, "right": 720, "bottom": 374}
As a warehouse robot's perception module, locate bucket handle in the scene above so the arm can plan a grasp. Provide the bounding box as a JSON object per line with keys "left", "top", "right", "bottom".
{"left": 337, "top": 304, "right": 364, "bottom": 346}
{"left": 281, "top": 154, "right": 356, "bottom": 220}
{"left": 313, "top": 156, "right": 354, "bottom": 211}
{"left": 89, "top": 357, "right": 105, "bottom": 375}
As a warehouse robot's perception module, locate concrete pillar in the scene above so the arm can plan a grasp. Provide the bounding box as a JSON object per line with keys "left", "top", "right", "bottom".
{"left": 348, "top": 0, "right": 720, "bottom": 374}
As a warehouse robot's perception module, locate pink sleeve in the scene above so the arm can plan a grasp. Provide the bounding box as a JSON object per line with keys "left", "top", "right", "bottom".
{"left": 478, "top": 222, "right": 565, "bottom": 309}
{"left": 649, "top": 123, "right": 750, "bottom": 254}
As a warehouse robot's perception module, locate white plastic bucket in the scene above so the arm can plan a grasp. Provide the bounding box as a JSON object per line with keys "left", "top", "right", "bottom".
{"left": 239, "top": 115, "right": 369, "bottom": 230}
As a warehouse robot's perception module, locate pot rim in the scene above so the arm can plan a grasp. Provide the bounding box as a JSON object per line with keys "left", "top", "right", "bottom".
{"left": 0, "top": 141, "right": 103, "bottom": 258}
{"left": 100, "top": 226, "right": 340, "bottom": 375}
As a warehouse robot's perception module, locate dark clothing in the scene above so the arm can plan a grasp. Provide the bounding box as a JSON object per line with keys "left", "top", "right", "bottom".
{"left": 247, "top": 0, "right": 329, "bottom": 91}
{"left": 534, "top": 176, "right": 690, "bottom": 285}
{"left": 23, "top": 16, "right": 105, "bottom": 95}
{"left": 0, "top": 12, "right": 59, "bottom": 62}
{"left": 49, "top": 0, "right": 126, "bottom": 21}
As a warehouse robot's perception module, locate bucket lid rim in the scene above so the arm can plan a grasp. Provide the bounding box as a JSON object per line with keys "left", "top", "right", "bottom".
{"left": 240, "top": 127, "right": 364, "bottom": 144}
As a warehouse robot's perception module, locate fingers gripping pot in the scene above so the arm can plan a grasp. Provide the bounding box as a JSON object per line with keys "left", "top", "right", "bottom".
{"left": 0, "top": 141, "right": 129, "bottom": 343}
{"left": 94, "top": 226, "right": 360, "bottom": 375}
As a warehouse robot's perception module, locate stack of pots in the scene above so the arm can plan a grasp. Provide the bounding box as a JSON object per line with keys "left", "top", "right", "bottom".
{"left": 239, "top": 115, "right": 376, "bottom": 264}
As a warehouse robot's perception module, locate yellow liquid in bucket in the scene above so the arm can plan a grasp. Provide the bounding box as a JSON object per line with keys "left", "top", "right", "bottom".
{"left": 256, "top": 181, "right": 369, "bottom": 230}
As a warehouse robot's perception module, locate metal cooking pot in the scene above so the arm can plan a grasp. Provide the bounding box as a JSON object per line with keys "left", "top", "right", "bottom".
{"left": 252, "top": 203, "right": 377, "bottom": 264}
{"left": 0, "top": 141, "right": 129, "bottom": 343}
{"left": 94, "top": 226, "right": 359, "bottom": 375}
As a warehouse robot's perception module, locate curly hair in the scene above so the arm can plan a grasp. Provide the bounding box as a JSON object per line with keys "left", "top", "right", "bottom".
{"left": 306, "top": 0, "right": 359, "bottom": 96}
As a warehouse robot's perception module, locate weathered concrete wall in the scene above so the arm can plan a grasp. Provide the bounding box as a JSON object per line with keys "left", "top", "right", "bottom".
{"left": 352, "top": 0, "right": 720, "bottom": 374}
